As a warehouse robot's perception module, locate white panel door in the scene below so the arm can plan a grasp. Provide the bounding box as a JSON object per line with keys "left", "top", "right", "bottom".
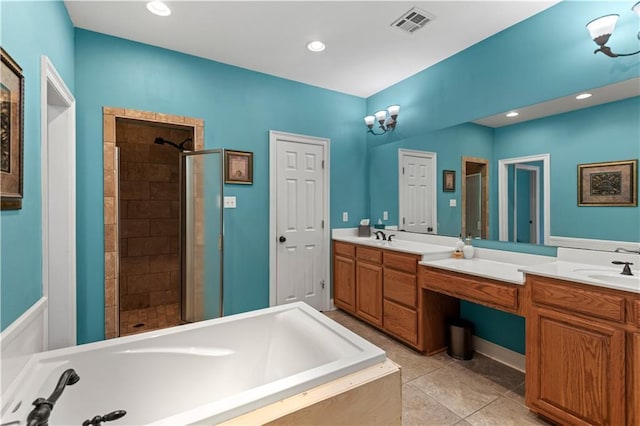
{"left": 275, "top": 140, "right": 325, "bottom": 310}
{"left": 399, "top": 152, "right": 435, "bottom": 234}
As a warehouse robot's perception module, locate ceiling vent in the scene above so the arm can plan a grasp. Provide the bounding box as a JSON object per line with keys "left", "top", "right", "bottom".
{"left": 390, "top": 7, "right": 435, "bottom": 34}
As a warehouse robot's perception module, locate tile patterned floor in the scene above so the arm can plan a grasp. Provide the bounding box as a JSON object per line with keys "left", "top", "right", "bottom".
{"left": 119, "top": 303, "right": 181, "bottom": 336}
{"left": 324, "top": 309, "right": 552, "bottom": 426}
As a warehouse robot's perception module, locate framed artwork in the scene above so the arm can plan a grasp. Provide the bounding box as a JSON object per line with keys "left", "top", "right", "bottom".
{"left": 443, "top": 170, "right": 455, "bottom": 192}
{"left": 578, "top": 159, "right": 637, "bottom": 206}
{"left": 225, "top": 150, "right": 253, "bottom": 184}
{"left": 1, "top": 48, "right": 24, "bottom": 210}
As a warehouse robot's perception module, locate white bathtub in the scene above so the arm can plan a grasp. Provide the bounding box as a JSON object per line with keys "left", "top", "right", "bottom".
{"left": 1, "top": 302, "right": 385, "bottom": 425}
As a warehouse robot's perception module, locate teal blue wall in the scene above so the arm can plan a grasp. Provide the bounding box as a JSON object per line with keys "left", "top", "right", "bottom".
{"left": 74, "top": 29, "right": 367, "bottom": 343}
{"left": 365, "top": 1, "right": 639, "bottom": 354}
{"left": 0, "top": 1, "right": 75, "bottom": 330}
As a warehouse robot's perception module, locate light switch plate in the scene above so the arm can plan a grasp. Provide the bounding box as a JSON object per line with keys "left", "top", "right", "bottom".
{"left": 449, "top": 199, "right": 457, "bottom": 207}
{"left": 224, "top": 196, "right": 237, "bottom": 208}
{"left": 383, "top": 211, "right": 388, "bottom": 221}
{"left": 342, "top": 211, "right": 348, "bottom": 222}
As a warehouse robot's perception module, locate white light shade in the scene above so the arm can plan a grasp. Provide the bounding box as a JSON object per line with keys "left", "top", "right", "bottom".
{"left": 387, "top": 105, "right": 400, "bottom": 117}
{"left": 146, "top": 1, "right": 171, "bottom": 16}
{"left": 306, "top": 41, "right": 326, "bottom": 52}
{"left": 576, "top": 93, "right": 592, "bottom": 100}
{"left": 364, "top": 116, "right": 375, "bottom": 126}
{"left": 374, "top": 110, "right": 387, "bottom": 122}
{"left": 633, "top": 2, "right": 640, "bottom": 17}
{"left": 506, "top": 111, "right": 519, "bottom": 118}
{"left": 586, "top": 14, "right": 618, "bottom": 40}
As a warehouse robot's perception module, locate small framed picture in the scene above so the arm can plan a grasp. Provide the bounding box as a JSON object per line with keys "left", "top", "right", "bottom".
{"left": 443, "top": 170, "right": 455, "bottom": 192}
{"left": 1, "top": 48, "right": 24, "bottom": 210}
{"left": 578, "top": 159, "right": 637, "bottom": 206}
{"left": 225, "top": 150, "right": 253, "bottom": 184}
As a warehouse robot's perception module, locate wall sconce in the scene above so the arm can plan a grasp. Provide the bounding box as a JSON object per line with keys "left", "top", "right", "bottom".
{"left": 586, "top": 1, "right": 640, "bottom": 57}
{"left": 364, "top": 105, "right": 400, "bottom": 135}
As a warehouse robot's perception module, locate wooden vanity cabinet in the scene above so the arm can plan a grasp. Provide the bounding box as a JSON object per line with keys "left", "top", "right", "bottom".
{"left": 526, "top": 274, "right": 639, "bottom": 426}
{"left": 333, "top": 241, "right": 356, "bottom": 313}
{"left": 355, "top": 246, "right": 383, "bottom": 327}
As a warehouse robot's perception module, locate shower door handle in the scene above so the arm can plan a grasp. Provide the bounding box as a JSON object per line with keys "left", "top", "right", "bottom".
{"left": 279, "top": 236, "right": 286, "bottom": 243}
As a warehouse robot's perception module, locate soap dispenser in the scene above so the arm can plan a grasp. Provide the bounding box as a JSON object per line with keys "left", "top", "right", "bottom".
{"left": 463, "top": 235, "right": 475, "bottom": 259}
{"left": 453, "top": 234, "right": 465, "bottom": 258}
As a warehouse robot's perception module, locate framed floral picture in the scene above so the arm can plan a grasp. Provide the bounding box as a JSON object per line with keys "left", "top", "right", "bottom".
{"left": 224, "top": 150, "right": 253, "bottom": 184}
{"left": 1, "top": 48, "right": 24, "bottom": 210}
{"left": 578, "top": 159, "right": 637, "bottom": 206}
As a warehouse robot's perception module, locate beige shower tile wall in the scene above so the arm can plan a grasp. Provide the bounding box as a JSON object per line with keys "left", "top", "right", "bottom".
{"left": 116, "top": 120, "right": 192, "bottom": 312}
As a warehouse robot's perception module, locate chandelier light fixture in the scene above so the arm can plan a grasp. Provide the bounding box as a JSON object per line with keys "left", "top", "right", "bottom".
{"left": 364, "top": 105, "right": 400, "bottom": 135}
{"left": 586, "top": 1, "right": 640, "bottom": 57}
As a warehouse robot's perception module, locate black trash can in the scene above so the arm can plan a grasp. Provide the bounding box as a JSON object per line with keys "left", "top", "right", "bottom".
{"left": 447, "top": 319, "right": 474, "bottom": 360}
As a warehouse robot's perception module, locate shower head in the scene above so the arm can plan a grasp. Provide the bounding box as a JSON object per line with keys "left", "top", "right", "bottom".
{"left": 153, "top": 137, "right": 192, "bottom": 152}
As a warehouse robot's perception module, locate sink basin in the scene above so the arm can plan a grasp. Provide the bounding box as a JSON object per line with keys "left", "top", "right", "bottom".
{"left": 587, "top": 273, "right": 640, "bottom": 287}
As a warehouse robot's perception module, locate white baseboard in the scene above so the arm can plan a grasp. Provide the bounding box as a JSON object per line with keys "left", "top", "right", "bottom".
{"left": 1, "top": 297, "right": 47, "bottom": 393}
{"left": 473, "top": 336, "right": 525, "bottom": 373}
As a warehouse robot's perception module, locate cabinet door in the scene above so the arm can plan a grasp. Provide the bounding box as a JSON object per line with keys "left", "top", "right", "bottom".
{"left": 526, "top": 306, "right": 625, "bottom": 426}
{"left": 356, "top": 261, "right": 383, "bottom": 326}
{"left": 631, "top": 333, "right": 640, "bottom": 426}
{"left": 333, "top": 255, "right": 356, "bottom": 313}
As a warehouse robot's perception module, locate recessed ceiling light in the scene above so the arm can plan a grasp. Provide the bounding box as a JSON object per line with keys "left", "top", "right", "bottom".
{"left": 576, "top": 93, "right": 593, "bottom": 100}
{"left": 506, "top": 111, "right": 519, "bottom": 118}
{"left": 307, "top": 41, "right": 326, "bottom": 52}
{"left": 147, "top": 1, "right": 171, "bottom": 16}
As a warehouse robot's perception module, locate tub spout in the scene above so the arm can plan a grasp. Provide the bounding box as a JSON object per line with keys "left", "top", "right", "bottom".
{"left": 26, "top": 368, "right": 79, "bottom": 426}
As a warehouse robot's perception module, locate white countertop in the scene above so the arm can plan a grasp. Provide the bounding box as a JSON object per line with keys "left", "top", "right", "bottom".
{"left": 332, "top": 234, "right": 452, "bottom": 259}
{"left": 519, "top": 260, "right": 640, "bottom": 294}
{"left": 420, "top": 257, "right": 526, "bottom": 285}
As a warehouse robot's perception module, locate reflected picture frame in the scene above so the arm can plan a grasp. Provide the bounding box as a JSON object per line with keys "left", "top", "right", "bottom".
{"left": 1, "top": 48, "right": 24, "bottom": 210}
{"left": 224, "top": 150, "right": 253, "bottom": 184}
{"left": 443, "top": 170, "right": 455, "bottom": 192}
{"left": 578, "top": 159, "right": 637, "bottom": 206}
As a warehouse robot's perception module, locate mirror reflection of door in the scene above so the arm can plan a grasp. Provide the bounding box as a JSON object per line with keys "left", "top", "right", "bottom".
{"left": 461, "top": 157, "right": 489, "bottom": 239}
{"left": 509, "top": 163, "right": 541, "bottom": 244}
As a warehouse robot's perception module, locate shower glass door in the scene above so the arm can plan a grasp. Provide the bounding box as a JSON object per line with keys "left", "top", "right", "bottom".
{"left": 180, "top": 150, "right": 223, "bottom": 322}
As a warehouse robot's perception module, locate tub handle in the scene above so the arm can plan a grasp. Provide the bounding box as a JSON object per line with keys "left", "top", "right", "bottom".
{"left": 82, "top": 410, "right": 127, "bottom": 426}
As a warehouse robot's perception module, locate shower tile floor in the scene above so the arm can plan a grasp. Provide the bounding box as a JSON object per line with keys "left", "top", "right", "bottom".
{"left": 119, "top": 303, "right": 181, "bottom": 336}
{"left": 323, "top": 309, "right": 552, "bottom": 426}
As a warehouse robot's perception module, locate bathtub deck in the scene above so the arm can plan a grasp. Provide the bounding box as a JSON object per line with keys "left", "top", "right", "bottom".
{"left": 220, "top": 359, "right": 401, "bottom": 426}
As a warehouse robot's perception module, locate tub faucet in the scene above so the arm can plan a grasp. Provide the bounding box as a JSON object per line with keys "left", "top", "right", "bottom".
{"left": 82, "top": 410, "right": 127, "bottom": 426}
{"left": 374, "top": 230, "right": 386, "bottom": 240}
{"left": 615, "top": 247, "right": 640, "bottom": 254}
{"left": 26, "top": 368, "right": 79, "bottom": 426}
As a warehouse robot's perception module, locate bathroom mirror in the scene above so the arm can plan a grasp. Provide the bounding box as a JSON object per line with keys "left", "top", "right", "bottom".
{"left": 368, "top": 78, "right": 640, "bottom": 245}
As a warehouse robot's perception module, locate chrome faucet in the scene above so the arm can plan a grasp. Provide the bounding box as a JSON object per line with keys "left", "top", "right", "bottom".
{"left": 374, "top": 230, "right": 386, "bottom": 240}
{"left": 615, "top": 247, "right": 640, "bottom": 254}
{"left": 27, "top": 369, "right": 79, "bottom": 426}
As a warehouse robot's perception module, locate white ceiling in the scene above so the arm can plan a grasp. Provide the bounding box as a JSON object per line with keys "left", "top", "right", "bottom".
{"left": 64, "top": 1, "right": 559, "bottom": 98}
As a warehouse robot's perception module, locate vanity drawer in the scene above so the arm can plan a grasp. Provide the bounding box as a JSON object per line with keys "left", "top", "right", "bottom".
{"left": 384, "top": 268, "right": 417, "bottom": 308}
{"left": 530, "top": 277, "right": 625, "bottom": 323}
{"left": 384, "top": 251, "right": 418, "bottom": 274}
{"left": 421, "top": 267, "right": 519, "bottom": 312}
{"left": 357, "top": 246, "right": 382, "bottom": 264}
{"left": 383, "top": 299, "right": 418, "bottom": 345}
{"left": 334, "top": 241, "right": 355, "bottom": 258}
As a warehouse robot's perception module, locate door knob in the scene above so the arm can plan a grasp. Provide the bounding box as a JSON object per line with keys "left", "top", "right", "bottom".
{"left": 279, "top": 236, "right": 286, "bottom": 243}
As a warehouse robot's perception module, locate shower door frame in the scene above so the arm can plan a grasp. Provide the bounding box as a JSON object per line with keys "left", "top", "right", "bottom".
{"left": 102, "top": 107, "right": 204, "bottom": 339}
{"left": 179, "top": 149, "right": 224, "bottom": 323}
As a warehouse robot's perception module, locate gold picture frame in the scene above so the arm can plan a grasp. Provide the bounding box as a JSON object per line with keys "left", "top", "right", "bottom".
{"left": 578, "top": 159, "right": 637, "bottom": 206}
{"left": 224, "top": 150, "right": 253, "bottom": 184}
{"left": 443, "top": 170, "right": 455, "bottom": 192}
{"left": 1, "top": 48, "right": 24, "bottom": 210}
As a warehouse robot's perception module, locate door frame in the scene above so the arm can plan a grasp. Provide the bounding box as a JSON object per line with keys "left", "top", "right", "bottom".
{"left": 461, "top": 156, "right": 489, "bottom": 239}
{"left": 41, "top": 55, "right": 76, "bottom": 350}
{"left": 513, "top": 164, "right": 540, "bottom": 244}
{"left": 498, "top": 153, "right": 550, "bottom": 244}
{"left": 269, "top": 130, "right": 330, "bottom": 311}
{"left": 398, "top": 149, "right": 437, "bottom": 234}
